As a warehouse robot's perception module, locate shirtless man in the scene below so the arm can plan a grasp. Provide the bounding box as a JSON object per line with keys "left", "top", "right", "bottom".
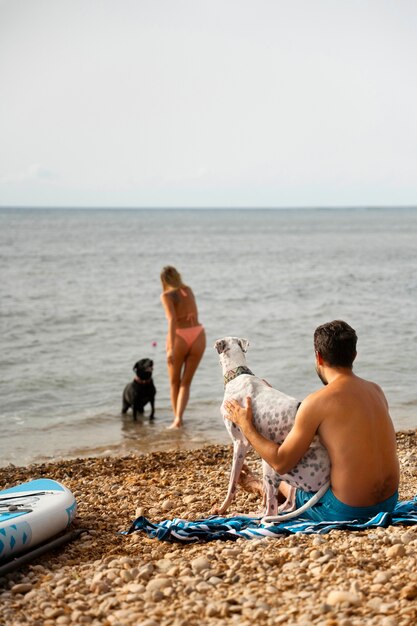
{"left": 225, "top": 320, "right": 400, "bottom": 521}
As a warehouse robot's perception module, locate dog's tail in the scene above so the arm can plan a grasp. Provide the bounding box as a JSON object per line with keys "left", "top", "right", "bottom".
{"left": 261, "top": 480, "right": 330, "bottom": 524}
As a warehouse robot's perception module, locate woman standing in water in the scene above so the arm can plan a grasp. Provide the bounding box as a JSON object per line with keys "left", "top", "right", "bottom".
{"left": 160, "top": 266, "right": 206, "bottom": 428}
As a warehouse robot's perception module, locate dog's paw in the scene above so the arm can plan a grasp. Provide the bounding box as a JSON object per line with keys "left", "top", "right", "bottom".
{"left": 209, "top": 504, "right": 228, "bottom": 516}
{"left": 238, "top": 465, "right": 263, "bottom": 496}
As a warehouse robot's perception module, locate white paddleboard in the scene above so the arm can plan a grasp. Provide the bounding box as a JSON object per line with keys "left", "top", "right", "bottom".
{"left": 0, "top": 478, "right": 77, "bottom": 561}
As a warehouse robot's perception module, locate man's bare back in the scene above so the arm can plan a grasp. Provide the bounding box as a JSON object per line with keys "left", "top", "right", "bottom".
{"left": 300, "top": 370, "right": 399, "bottom": 507}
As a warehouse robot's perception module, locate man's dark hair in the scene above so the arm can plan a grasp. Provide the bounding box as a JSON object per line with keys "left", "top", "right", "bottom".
{"left": 314, "top": 320, "right": 357, "bottom": 368}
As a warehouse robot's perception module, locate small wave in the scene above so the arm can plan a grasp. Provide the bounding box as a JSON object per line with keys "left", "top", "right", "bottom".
{"left": 402, "top": 398, "right": 417, "bottom": 407}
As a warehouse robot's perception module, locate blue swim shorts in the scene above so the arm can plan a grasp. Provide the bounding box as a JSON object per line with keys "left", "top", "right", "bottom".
{"left": 295, "top": 487, "right": 398, "bottom": 522}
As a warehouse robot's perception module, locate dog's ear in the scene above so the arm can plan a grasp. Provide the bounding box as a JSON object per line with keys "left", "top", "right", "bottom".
{"left": 133, "top": 361, "right": 140, "bottom": 373}
{"left": 238, "top": 338, "right": 249, "bottom": 353}
{"left": 214, "top": 339, "right": 227, "bottom": 354}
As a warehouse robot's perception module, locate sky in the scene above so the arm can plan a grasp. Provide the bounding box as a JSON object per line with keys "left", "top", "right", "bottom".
{"left": 1, "top": 0, "right": 417, "bottom": 209}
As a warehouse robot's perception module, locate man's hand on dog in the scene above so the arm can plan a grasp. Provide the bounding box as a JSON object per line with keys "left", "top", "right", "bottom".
{"left": 224, "top": 396, "right": 254, "bottom": 435}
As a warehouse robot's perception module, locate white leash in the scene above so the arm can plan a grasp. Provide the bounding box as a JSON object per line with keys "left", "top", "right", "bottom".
{"left": 261, "top": 480, "right": 330, "bottom": 524}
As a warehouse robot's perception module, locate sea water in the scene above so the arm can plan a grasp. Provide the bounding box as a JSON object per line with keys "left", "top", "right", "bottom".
{"left": 1, "top": 207, "right": 416, "bottom": 467}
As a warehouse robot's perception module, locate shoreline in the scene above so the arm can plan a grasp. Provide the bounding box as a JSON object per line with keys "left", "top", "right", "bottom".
{"left": 0, "top": 428, "right": 230, "bottom": 471}
{"left": 1, "top": 421, "right": 414, "bottom": 471}
{"left": 1, "top": 430, "right": 416, "bottom": 625}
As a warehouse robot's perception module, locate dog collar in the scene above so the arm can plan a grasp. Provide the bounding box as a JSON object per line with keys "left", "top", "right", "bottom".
{"left": 224, "top": 366, "right": 254, "bottom": 387}
{"left": 134, "top": 376, "right": 152, "bottom": 384}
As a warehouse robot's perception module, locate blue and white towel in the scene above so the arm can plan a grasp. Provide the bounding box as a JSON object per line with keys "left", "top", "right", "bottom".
{"left": 126, "top": 497, "right": 417, "bottom": 543}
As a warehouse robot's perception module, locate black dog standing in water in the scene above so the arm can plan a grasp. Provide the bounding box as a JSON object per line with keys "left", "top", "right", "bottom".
{"left": 122, "top": 359, "right": 156, "bottom": 420}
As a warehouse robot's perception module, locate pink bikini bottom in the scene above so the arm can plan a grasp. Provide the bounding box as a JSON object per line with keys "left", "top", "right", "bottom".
{"left": 175, "top": 325, "right": 205, "bottom": 350}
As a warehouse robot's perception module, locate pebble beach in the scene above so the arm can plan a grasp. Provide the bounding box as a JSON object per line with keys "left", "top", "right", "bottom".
{"left": 1, "top": 430, "right": 416, "bottom": 626}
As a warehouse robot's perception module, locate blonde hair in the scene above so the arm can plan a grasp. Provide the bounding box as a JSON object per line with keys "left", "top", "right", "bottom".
{"left": 160, "top": 266, "right": 184, "bottom": 290}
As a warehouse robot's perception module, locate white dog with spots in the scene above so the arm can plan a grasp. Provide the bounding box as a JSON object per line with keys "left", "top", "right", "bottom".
{"left": 212, "top": 337, "right": 330, "bottom": 521}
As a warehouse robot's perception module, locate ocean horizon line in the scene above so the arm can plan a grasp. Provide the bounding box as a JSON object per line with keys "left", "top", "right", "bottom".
{"left": 1, "top": 205, "right": 417, "bottom": 212}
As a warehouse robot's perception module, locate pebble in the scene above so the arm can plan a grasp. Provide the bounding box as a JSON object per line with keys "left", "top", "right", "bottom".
{"left": 44, "top": 608, "right": 66, "bottom": 618}
{"left": 146, "top": 577, "right": 172, "bottom": 592}
{"left": 400, "top": 531, "right": 416, "bottom": 544}
{"left": 11, "top": 583, "right": 33, "bottom": 594}
{"left": 386, "top": 543, "right": 406, "bottom": 557}
{"left": 326, "top": 590, "right": 360, "bottom": 606}
{"left": 400, "top": 583, "right": 417, "bottom": 600}
{"left": 196, "top": 580, "right": 212, "bottom": 592}
{"left": 182, "top": 494, "right": 198, "bottom": 504}
{"left": 155, "top": 558, "right": 172, "bottom": 571}
{"left": 205, "top": 602, "right": 221, "bottom": 617}
{"left": 373, "top": 570, "right": 393, "bottom": 584}
{"left": 124, "top": 582, "right": 146, "bottom": 593}
{"left": 190, "top": 556, "right": 211, "bottom": 574}
{"left": 137, "top": 563, "right": 154, "bottom": 580}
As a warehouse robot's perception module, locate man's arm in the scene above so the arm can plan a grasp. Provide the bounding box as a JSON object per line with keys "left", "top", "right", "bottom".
{"left": 224, "top": 396, "right": 321, "bottom": 474}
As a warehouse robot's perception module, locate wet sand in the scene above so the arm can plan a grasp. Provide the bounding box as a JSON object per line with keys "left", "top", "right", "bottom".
{"left": 0, "top": 430, "right": 416, "bottom": 625}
